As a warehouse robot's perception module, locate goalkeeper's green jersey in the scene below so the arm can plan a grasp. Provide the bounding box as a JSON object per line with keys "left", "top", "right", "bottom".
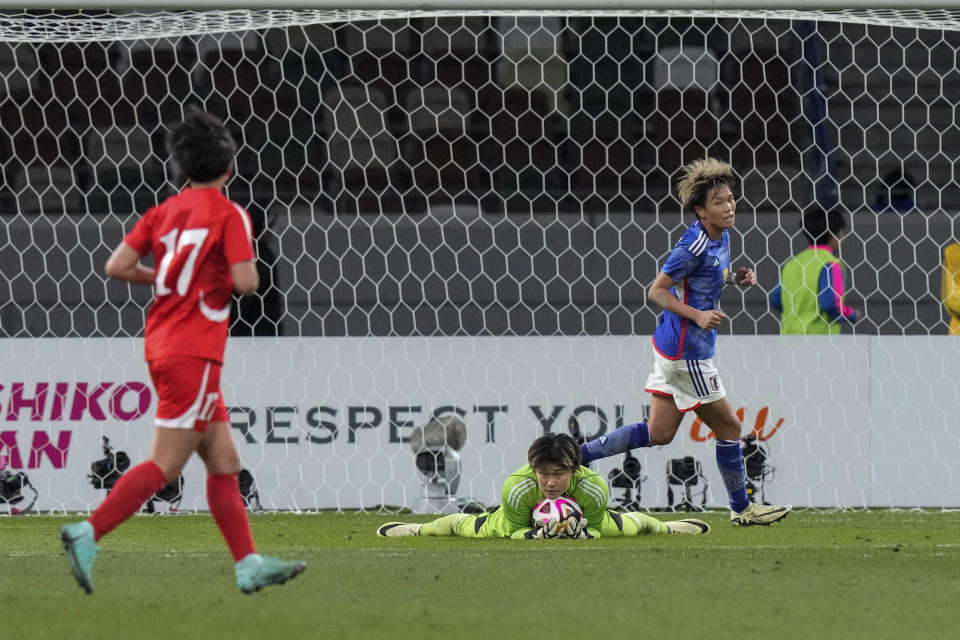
{"left": 418, "top": 464, "right": 667, "bottom": 539}
{"left": 481, "top": 464, "right": 611, "bottom": 539}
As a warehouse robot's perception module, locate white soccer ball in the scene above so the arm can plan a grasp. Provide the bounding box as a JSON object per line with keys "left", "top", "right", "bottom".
{"left": 531, "top": 496, "right": 584, "bottom": 532}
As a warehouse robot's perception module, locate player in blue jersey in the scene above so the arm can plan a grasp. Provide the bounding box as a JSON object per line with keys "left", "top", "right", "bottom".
{"left": 580, "top": 158, "right": 789, "bottom": 526}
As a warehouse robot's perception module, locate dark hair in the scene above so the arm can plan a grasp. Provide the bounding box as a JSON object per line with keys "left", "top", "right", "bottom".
{"left": 527, "top": 432, "right": 581, "bottom": 471}
{"left": 166, "top": 107, "right": 236, "bottom": 183}
{"left": 801, "top": 208, "right": 847, "bottom": 245}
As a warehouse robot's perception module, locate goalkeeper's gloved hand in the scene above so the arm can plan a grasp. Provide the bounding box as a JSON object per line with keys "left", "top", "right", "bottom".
{"left": 525, "top": 524, "right": 553, "bottom": 539}
{"left": 563, "top": 515, "right": 591, "bottom": 539}
{"left": 542, "top": 515, "right": 567, "bottom": 538}
{"left": 524, "top": 527, "right": 545, "bottom": 539}
{"left": 524, "top": 516, "right": 566, "bottom": 539}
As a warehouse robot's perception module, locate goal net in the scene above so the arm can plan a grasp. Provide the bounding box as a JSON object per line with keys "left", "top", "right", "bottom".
{"left": 1, "top": 6, "right": 959, "bottom": 514}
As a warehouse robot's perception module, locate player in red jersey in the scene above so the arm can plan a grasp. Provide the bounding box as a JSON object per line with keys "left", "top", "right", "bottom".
{"left": 60, "top": 109, "right": 305, "bottom": 595}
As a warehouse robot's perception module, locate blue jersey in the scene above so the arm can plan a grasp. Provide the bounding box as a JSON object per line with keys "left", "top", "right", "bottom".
{"left": 652, "top": 219, "right": 730, "bottom": 360}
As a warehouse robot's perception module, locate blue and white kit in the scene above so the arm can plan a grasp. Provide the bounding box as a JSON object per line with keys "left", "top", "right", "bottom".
{"left": 646, "top": 219, "right": 730, "bottom": 410}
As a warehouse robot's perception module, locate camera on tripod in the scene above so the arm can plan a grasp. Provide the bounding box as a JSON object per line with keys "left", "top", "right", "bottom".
{"left": 741, "top": 435, "right": 776, "bottom": 504}
{"left": 145, "top": 475, "right": 184, "bottom": 513}
{"left": 607, "top": 451, "right": 647, "bottom": 511}
{"left": 410, "top": 415, "right": 469, "bottom": 514}
{"left": 666, "top": 456, "right": 707, "bottom": 512}
{"left": 88, "top": 437, "right": 130, "bottom": 492}
{"left": 88, "top": 436, "right": 185, "bottom": 512}
{"left": 0, "top": 454, "right": 38, "bottom": 515}
{"left": 568, "top": 415, "right": 586, "bottom": 447}
{"left": 239, "top": 468, "right": 261, "bottom": 511}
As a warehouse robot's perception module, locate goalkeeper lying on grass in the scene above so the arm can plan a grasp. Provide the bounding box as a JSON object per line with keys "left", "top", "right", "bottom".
{"left": 377, "top": 432, "right": 708, "bottom": 539}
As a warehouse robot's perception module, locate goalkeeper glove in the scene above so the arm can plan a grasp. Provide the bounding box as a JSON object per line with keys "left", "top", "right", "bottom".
{"left": 542, "top": 515, "right": 567, "bottom": 538}
{"left": 524, "top": 526, "right": 548, "bottom": 539}
{"left": 525, "top": 516, "right": 566, "bottom": 539}
{"left": 563, "top": 515, "right": 591, "bottom": 539}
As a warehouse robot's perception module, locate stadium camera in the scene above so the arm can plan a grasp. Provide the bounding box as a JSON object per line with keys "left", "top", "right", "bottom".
{"left": 145, "top": 475, "right": 184, "bottom": 514}
{"left": 0, "top": 454, "right": 38, "bottom": 515}
{"left": 88, "top": 436, "right": 130, "bottom": 493}
{"left": 410, "top": 415, "right": 468, "bottom": 514}
{"left": 741, "top": 435, "right": 776, "bottom": 505}
{"left": 666, "top": 456, "right": 708, "bottom": 512}
{"left": 238, "top": 468, "right": 262, "bottom": 511}
{"left": 607, "top": 450, "right": 648, "bottom": 511}
{"left": 568, "top": 414, "right": 593, "bottom": 469}
{"left": 568, "top": 415, "right": 585, "bottom": 446}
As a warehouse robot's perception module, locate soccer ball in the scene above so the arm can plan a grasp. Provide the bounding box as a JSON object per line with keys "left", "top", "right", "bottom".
{"left": 531, "top": 496, "right": 583, "bottom": 531}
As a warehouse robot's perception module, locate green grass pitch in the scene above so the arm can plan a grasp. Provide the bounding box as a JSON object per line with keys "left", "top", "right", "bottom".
{"left": 3, "top": 510, "right": 958, "bottom": 639}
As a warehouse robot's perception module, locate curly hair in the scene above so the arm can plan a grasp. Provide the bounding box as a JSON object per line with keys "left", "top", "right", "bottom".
{"left": 676, "top": 157, "right": 737, "bottom": 213}
{"left": 527, "top": 432, "right": 581, "bottom": 471}
{"left": 166, "top": 107, "right": 236, "bottom": 183}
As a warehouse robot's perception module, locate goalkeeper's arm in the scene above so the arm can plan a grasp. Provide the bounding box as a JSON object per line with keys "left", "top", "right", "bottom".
{"left": 498, "top": 473, "right": 542, "bottom": 536}
{"left": 563, "top": 515, "right": 593, "bottom": 539}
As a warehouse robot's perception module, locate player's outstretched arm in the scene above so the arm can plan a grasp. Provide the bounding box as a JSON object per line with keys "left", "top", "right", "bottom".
{"left": 104, "top": 242, "right": 154, "bottom": 285}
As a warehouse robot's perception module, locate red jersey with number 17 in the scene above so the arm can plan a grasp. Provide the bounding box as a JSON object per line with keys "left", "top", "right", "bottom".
{"left": 123, "top": 187, "right": 255, "bottom": 364}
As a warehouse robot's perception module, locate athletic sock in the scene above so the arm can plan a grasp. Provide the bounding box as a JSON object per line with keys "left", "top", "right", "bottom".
{"left": 88, "top": 460, "right": 167, "bottom": 541}
{"left": 207, "top": 473, "right": 256, "bottom": 561}
{"left": 715, "top": 438, "right": 750, "bottom": 513}
{"left": 418, "top": 513, "right": 469, "bottom": 537}
{"left": 579, "top": 422, "right": 651, "bottom": 464}
{"left": 622, "top": 511, "right": 669, "bottom": 535}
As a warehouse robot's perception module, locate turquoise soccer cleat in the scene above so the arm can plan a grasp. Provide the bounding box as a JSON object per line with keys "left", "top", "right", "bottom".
{"left": 60, "top": 521, "right": 99, "bottom": 594}
{"left": 235, "top": 553, "right": 306, "bottom": 594}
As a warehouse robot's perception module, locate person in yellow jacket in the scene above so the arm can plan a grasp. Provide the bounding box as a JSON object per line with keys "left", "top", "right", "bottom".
{"left": 942, "top": 243, "right": 960, "bottom": 335}
{"left": 770, "top": 208, "right": 859, "bottom": 334}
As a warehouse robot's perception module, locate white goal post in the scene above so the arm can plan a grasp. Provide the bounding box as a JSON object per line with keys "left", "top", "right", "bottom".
{"left": 1, "top": 3, "right": 959, "bottom": 514}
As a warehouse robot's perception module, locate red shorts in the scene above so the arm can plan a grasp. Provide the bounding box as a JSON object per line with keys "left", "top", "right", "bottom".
{"left": 148, "top": 356, "right": 228, "bottom": 432}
